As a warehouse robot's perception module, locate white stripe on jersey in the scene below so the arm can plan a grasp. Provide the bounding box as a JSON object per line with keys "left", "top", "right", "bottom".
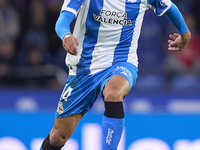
{"left": 65, "top": 0, "right": 91, "bottom": 75}
{"left": 89, "top": 0, "right": 126, "bottom": 74}
{"left": 127, "top": 0, "right": 148, "bottom": 65}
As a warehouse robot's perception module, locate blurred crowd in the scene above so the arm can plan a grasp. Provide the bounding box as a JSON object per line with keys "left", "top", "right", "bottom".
{"left": 0, "top": 0, "right": 200, "bottom": 90}
{"left": 0, "top": 0, "right": 67, "bottom": 88}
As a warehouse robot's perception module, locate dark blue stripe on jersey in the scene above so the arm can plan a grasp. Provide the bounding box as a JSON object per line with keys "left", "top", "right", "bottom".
{"left": 67, "top": 0, "right": 85, "bottom": 12}
{"left": 112, "top": 0, "right": 141, "bottom": 64}
{"left": 77, "top": 0, "right": 104, "bottom": 74}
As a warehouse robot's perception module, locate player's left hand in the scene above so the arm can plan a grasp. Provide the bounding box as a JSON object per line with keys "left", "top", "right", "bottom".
{"left": 168, "top": 30, "right": 191, "bottom": 51}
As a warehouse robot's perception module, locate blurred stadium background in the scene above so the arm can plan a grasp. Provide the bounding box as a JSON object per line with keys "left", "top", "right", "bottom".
{"left": 0, "top": 0, "right": 200, "bottom": 150}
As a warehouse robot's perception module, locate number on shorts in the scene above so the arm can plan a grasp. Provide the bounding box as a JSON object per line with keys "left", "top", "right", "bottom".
{"left": 62, "top": 86, "right": 73, "bottom": 101}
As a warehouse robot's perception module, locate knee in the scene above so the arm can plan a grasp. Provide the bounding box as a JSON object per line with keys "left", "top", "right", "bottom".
{"left": 50, "top": 128, "right": 68, "bottom": 147}
{"left": 103, "top": 88, "right": 123, "bottom": 102}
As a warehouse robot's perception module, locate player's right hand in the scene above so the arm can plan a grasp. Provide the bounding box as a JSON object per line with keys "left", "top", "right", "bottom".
{"left": 62, "top": 34, "right": 79, "bottom": 56}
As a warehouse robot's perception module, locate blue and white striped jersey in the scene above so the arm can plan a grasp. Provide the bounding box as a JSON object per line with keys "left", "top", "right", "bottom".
{"left": 61, "top": 0, "right": 171, "bottom": 75}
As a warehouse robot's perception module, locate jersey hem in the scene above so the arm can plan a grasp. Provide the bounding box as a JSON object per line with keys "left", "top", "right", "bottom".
{"left": 68, "top": 62, "right": 138, "bottom": 75}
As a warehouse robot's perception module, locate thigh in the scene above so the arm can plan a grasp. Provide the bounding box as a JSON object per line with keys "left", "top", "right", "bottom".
{"left": 101, "top": 62, "right": 138, "bottom": 101}
{"left": 102, "top": 75, "right": 130, "bottom": 102}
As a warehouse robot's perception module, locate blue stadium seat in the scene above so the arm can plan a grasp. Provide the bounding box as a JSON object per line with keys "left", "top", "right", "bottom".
{"left": 135, "top": 74, "right": 166, "bottom": 90}
{"left": 171, "top": 74, "right": 200, "bottom": 91}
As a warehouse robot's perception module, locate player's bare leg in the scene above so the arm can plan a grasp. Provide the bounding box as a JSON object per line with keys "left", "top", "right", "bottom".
{"left": 40, "top": 113, "right": 82, "bottom": 150}
{"left": 102, "top": 75, "right": 129, "bottom": 150}
{"left": 103, "top": 75, "right": 130, "bottom": 103}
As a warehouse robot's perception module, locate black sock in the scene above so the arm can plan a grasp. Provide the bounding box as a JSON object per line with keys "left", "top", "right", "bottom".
{"left": 104, "top": 101, "right": 124, "bottom": 118}
{"left": 42, "top": 135, "right": 62, "bottom": 150}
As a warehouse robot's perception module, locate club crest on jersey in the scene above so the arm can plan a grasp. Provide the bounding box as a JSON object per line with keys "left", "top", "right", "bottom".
{"left": 127, "top": 0, "right": 137, "bottom": 3}
{"left": 93, "top": 9, "right": 132, "bottom": 26}
{"left": 57, "top": 101, "right": 64, "bottom": 114}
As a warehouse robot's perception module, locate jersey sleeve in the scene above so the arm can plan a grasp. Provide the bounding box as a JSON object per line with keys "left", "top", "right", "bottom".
{"left": 61, "top": 0, "right": 85, "bottom": 16}
{"left": 148, "top": 0, "right": 172, "bottom": 16}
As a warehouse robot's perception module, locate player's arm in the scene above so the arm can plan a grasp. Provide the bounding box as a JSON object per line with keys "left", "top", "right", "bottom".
{"left": 55, "top": 11, "right": 79, "bottom": 56}
{"left": 165, "top": 3, "right": 191, "bottom": 51}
